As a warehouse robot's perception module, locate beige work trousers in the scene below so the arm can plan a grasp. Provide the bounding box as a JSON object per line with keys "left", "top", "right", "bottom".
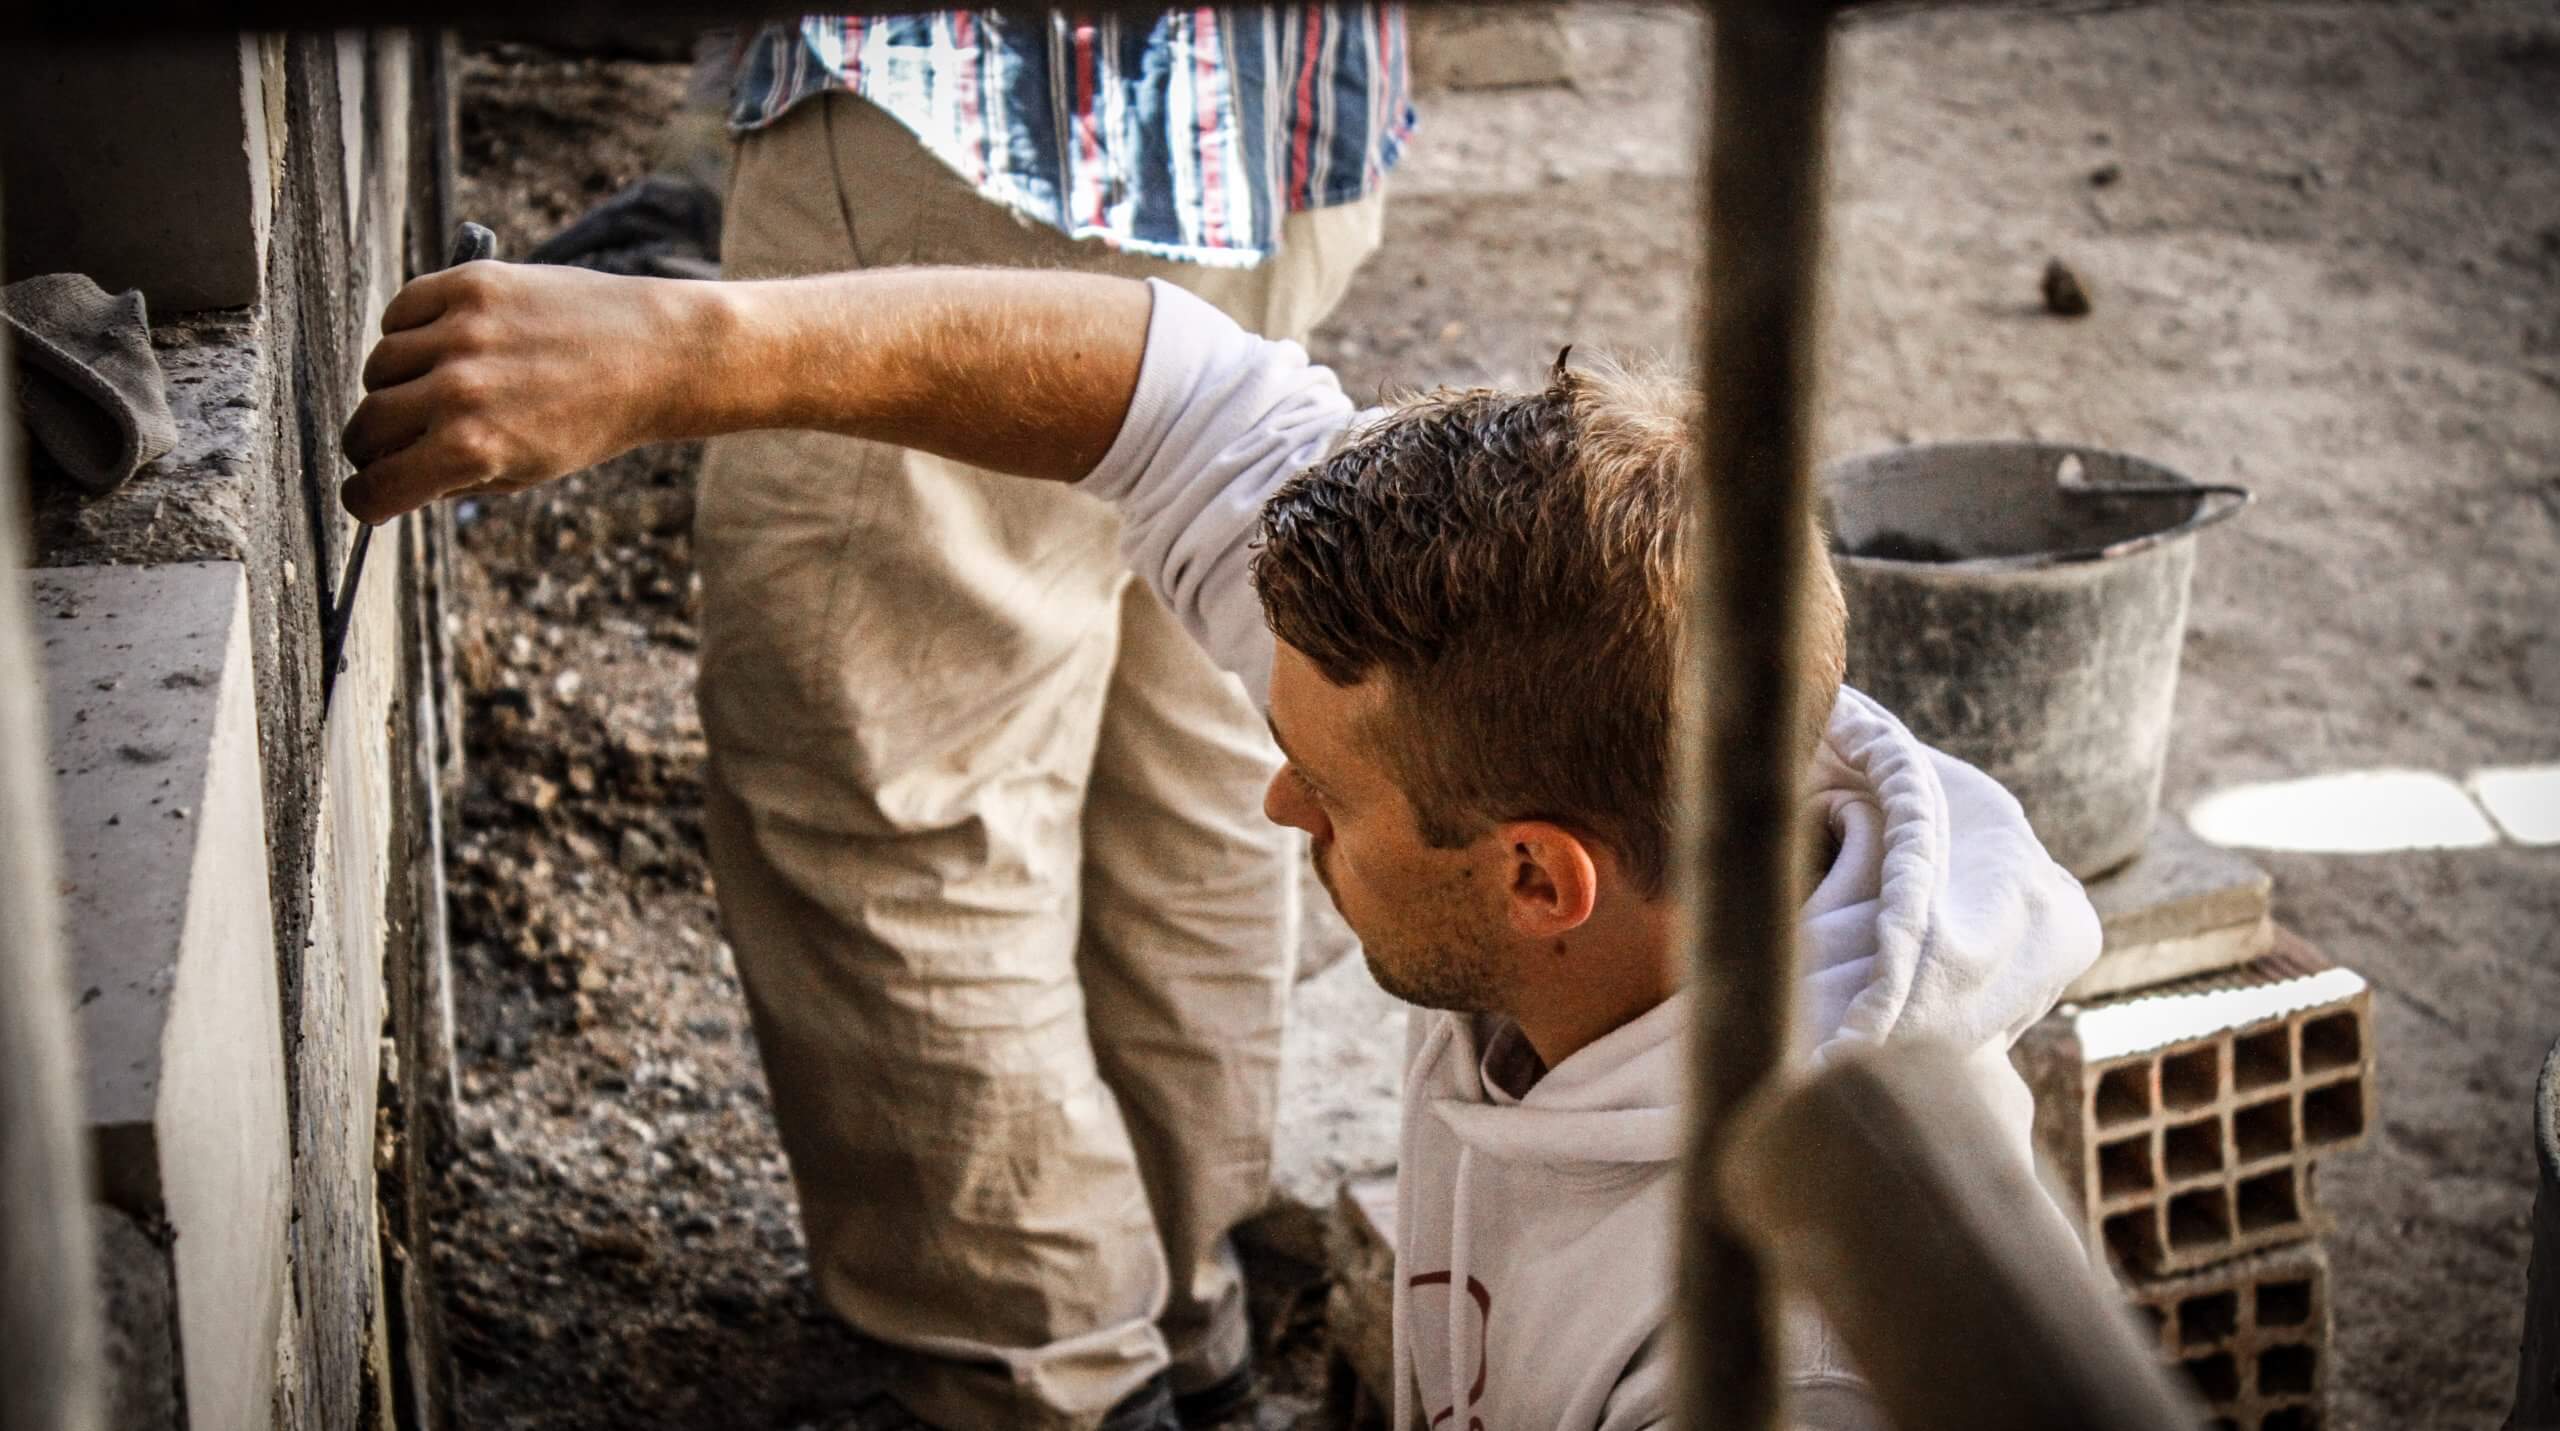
{"left": 696, "top": 94, "right": 1381, "bottom": 1430}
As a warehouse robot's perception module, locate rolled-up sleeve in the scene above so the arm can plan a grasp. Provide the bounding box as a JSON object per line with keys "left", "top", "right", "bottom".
{"left": 1076, "top": 279, "right": 1366, "bottom": 710}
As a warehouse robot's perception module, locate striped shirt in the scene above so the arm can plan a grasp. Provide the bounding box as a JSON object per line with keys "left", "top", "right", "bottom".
{"left": 731, "top": 9, "right": 1413, "bottom": 267}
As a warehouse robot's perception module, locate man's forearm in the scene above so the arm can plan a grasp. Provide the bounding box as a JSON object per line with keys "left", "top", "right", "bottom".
{"left": 696, "top": 268, "right": 1150, "bottom": 481}
{"left": 339, "top": 264, "right": 1154, "bottom": 523}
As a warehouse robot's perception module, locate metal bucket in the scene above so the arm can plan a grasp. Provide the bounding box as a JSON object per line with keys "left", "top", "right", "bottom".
{"left": 1824, "top": 442, "right": 2249, "bottom": 879}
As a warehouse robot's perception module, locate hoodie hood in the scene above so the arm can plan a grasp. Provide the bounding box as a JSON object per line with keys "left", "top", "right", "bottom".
{"left": 1798, "top": 686, "right": 2100, "bottom": 1062}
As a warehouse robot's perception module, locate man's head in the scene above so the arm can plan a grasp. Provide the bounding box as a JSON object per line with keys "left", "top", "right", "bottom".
{"left": 1251, "top": 358, "right": 1847, "bottom": 1034}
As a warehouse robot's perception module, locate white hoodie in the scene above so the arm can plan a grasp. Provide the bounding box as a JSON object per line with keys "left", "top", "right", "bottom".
{"left": 1082, "top": 282, "right": 2102, "bottom": 1431}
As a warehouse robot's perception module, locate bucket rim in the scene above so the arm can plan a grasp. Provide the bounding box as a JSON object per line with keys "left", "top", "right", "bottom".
{"left": 1825, "top": 439, "right": 2252, "bottom": 573}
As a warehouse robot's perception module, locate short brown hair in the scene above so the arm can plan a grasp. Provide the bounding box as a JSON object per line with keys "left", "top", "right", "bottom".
{"left": 1251, "top": 359, "right": 1848, "bottom": 897}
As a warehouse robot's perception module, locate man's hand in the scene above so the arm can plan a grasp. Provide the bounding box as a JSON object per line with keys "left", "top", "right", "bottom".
{"left": 340, "top": 263, "right": 718, "bottom": 524}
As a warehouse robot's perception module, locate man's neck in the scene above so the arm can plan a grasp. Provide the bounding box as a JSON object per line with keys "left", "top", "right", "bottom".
{"left": 1505, "top": 901, "right": 1680, "bottom": 1072}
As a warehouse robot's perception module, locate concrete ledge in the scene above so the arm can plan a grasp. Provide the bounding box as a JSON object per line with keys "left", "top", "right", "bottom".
{"left": 31, "top": 309, "right": 266, "bottom": 570}
{"left": 2067, "top": 815, "right": 2273, "bottom": 1002}
{"left": 37, "top": 561, "right": 288, "bottom": 1431}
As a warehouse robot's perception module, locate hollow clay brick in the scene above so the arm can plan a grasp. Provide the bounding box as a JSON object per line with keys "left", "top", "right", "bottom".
{"left": 2015, "top": 931, "right": 2373, "bottom": 1277}
{"left": 2125, "top": 1240, "right": 2331, "bottom": 1430}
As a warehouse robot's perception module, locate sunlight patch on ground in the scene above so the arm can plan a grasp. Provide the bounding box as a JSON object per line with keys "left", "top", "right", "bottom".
{"left": 2186, "top": 769, "right": 2502, "bottom": 854}
{"left": 2468, "top": 764, "right": 2560, "bottom": 846}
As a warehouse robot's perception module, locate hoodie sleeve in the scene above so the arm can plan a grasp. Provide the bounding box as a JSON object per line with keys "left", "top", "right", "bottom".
{"left": 1075, "top": 279, "right": 1366, "bottom": 710}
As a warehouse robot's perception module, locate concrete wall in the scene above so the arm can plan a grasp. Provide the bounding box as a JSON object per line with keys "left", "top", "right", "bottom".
{"left": 13, "top": 29, "right": 459, "bottom": 1431}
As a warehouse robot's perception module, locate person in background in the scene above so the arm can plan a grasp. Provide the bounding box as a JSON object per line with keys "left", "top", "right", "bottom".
{"left": 692, "top": 12, "right": 1408, "bottom": 1430}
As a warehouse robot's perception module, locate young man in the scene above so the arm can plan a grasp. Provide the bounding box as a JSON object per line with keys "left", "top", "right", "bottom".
{"left": 344, "top": 263, "right": 2100, "bottom": 1430}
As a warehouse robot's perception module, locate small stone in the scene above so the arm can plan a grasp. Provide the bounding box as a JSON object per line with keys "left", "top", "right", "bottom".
{"left": 617, "top": 827, "right": 662, "bottom": 872}
{"left": 552, "top": 669, "right": 584, "bottom": 701}
{"left": 2088, "top": 162, "right": 2122, "bottom": 188}
{"left": 576, "top": 1224, "right": 652, "bottom": 1263}
{"left": 2041, "top": 258, "right": 2093, "bottom": 317}
{"left": 700, "top": 1281, "right": 761, "bottom": 1324}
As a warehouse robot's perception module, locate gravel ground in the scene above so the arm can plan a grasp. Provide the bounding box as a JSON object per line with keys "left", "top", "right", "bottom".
{"left": 437, "top": 8, "right": 2559, "bottom": 1428}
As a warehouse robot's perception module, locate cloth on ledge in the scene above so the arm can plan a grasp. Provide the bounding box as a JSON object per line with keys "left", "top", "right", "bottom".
{"left": 4, "top": 272, "right": 176, "bottom": 494}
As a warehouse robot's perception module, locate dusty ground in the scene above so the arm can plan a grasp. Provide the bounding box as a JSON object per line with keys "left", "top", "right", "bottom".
{"left": 438, "top": 6, "right": 2558, "bottom": 1428}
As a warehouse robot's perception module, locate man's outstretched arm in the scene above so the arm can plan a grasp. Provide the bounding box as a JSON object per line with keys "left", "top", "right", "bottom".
{"left": 339, "top": 264, "right": 1152, "bottom": 523}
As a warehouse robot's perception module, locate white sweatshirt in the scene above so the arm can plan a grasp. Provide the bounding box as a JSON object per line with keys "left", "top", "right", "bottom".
{"left": 1081, "top": 282, "right": 2102, "bottom": 1431}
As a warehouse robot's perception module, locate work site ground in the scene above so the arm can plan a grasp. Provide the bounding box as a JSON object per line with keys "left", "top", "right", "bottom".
{"left": 432, "top": 5, "right": 2560, "bottom": 1428}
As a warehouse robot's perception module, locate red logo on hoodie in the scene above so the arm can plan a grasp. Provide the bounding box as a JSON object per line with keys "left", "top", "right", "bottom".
{"left": 1407, "top": 1270, "right": 1493, "bottom": 1430}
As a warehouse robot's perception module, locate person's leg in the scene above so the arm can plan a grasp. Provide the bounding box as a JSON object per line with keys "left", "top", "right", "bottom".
{"left": 699, "top": 96, "right": 1177, "bottom": 1430}
{"left": 1073, "top": 192, "right": 1386, "bottom": 1402}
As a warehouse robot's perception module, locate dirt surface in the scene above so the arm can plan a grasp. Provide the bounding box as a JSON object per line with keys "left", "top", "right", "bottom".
{"left": 438, "top": 8, "right": 2558, "bottom": 1429}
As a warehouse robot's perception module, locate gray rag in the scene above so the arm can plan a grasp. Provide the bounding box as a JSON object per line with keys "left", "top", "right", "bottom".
{"left": 3, "top": 272, "right": 177, "bottom": 494}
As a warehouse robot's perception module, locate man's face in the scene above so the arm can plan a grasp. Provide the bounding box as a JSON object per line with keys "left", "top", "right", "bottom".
{"left": 1263, "top": 644, "right": 1510, "bottom": 1014}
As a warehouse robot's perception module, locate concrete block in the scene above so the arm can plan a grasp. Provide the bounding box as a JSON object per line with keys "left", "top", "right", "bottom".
{"left": 36, "top": 562, "right": 289, "bottom": 1431}
{"left": 0, "top": 38, "right": 273, "bottom": 312}
{"left": 2125, "top": 1240, "right": 2331, "bottom": 1431}
{"left": 1407, "top": 4, "right": 1573, "bottom": 91}
{"left": 2017, "top": 932, "right": 2373, "bottom": 1278}
{"left": 1258, "top": 953, "right": 1406, "bottom": 1266}
{"left": 2066, "top": 816, "right": 2275, "bottom": 1002}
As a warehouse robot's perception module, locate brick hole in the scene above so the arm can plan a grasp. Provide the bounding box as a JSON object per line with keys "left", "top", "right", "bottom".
{"left": 2099, "top": 1134, "right": 2155, "bottom": 1198}
{"left": 2166, "top": 1117, "right": 2225, "bottom": 1180}
{"left": 2105, "top": 1209, "right": 2163, "bottom": 1272}
{"left": 2235, "top": 1098, "right": 2295, "bottom": 1163}
{"left": 2300, "top": 1011, "right": 2360, "bottom": 1075}
{"left": 2304, "top": 1079, "right": 2365, "bottom": 1146}
{"left": 2096, "top": 1063, "right": 2153, "bottom": 1127}
{"left": 2234, "top": 1027, "right": 2290, "bottom": 1091}
{"left": 2162, "top": 1045, "right": 2221, "bottom": 1111}
{"left": 2169, "top": 1188, "right": 2233, "bottom": 1251}
{"left": 2261, "top": 1409, "right": 2317, "bottom": 1431}
{"left": 2178, "top": 1290, "right": 2239, "bottom": 1348}
{"left": 2258, "top": 1278, "right": 2314, "bottom": 1327}
{"left": 2237, "top": 1169, "right": 2302, "bottom": 1234}
{"left": 2181, "top": 1352, "right": 2242, "bottom": 1403}
{"left": 2258, "top": 1343, "right": 2317, "bottom": 1396}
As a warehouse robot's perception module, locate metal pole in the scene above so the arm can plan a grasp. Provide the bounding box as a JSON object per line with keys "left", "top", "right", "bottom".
{"left": 1675, "top": 2, "right": 1838, "bottom": 1427}
{"left": 0, "top": 187, "right": 105, "bottom": 1431}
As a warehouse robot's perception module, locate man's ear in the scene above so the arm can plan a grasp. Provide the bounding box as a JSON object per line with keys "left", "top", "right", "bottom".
{"left": 1494, "top": 820, "right": 1601, "bottom": 938}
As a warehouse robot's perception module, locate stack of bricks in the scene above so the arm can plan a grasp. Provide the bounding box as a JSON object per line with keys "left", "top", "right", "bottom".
{"left": 2015, "top": 821, "right": 2376, "bottom": 1431}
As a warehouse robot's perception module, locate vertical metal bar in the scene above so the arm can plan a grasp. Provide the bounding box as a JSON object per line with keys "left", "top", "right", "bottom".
{"left": 1675, "top": 3, "right": 1839, "bottom": 1428}
{"left": 0, "top": 181, "right": 106, "bottom": 1431}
